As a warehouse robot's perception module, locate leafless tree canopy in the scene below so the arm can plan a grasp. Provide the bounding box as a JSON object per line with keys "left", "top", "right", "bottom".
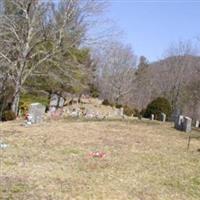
{"left": 95, "top": 41, "right": 137, "bottom": 104}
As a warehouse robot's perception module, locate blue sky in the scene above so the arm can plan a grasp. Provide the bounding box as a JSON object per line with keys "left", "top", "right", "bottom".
{"left": 107, "top": 1, "right": 200, "bottom": 62}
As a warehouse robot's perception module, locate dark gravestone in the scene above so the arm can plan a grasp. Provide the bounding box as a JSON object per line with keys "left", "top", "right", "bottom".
{"left": 182, "top": 117, "right": 192, "bottom": 133}
{"left": 174, "top": 115, "right": 184, "bottom": 130}
{"left": 175, "top": 115, "right": 192, "bottom": 133}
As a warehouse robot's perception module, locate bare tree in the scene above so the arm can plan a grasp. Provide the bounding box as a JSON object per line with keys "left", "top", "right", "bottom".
{"left": 162, "top": 40, "right": 197, "bottom": 113}
{"left": 96, "top": 41, "right": 137, "bottom": 104}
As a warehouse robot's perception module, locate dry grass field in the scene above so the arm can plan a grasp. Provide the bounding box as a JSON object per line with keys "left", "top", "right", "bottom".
{"left": 0, "top": 118, "right": 200, "bottom": 200}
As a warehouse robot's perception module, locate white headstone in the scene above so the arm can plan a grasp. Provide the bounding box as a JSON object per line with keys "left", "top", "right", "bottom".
{"left": 28, "top": 103, "right": 46, "bottom": 124}
{"left": 161, "top": 113, "right": 166, "bottom": 122}
{"left": 151, "top": 114, "right": 154, "bottom": 120}
{"left": 195, "top": 120, "right": 199, "bottom": 128}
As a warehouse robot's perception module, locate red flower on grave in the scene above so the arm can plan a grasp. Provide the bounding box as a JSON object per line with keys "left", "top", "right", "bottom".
{"left": 89, "top": 151, "right": 106, "bottom": 158}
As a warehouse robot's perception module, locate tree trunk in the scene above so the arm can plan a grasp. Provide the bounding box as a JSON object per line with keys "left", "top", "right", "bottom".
{"left": 11, "top": 84, "right": 21, "bottom": 115}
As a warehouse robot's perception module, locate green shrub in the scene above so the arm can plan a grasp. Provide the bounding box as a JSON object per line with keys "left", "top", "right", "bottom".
{"left": 2, "top": 110, "right": 16, "bottom": 121}
{"left": 143, "top": 97, "right": 172, "bottom": 120}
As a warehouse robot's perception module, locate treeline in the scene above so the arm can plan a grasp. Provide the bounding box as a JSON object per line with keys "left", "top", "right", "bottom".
{"left": 95, "top": 40, "right": 200, "bottom": 120}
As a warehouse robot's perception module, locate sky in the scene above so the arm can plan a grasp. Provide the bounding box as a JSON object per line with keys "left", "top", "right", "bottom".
{"left": 107, "top": 1, "right": 200, "bottom": 62}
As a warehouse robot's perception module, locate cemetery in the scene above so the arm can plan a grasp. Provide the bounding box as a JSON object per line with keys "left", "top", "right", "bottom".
{"left": 0, "top": 95, "right": 200, "bottom": 199}
{"left": 0, "top": 1, "right": 200, "bottom": 199}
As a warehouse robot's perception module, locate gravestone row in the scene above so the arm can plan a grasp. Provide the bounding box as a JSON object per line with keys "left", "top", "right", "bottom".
{"left": 150, "top": 113, "right": 166, "bottom": 122}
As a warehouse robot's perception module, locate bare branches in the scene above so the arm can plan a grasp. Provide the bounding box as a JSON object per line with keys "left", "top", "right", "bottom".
{"left": 96, "top": 41, "right": 136, "bottom": 104}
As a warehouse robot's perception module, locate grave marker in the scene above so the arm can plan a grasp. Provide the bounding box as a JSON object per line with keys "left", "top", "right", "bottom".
{"left": 161, "top": 113, "right": 166, "bottom": 122}
{"left": 182, "top": 117, "right": 192, "bottom": 133}
{"left": 195, "top": 120, "right": 199, "bottom": 128}
{"left": 28, "top": 103, "right": 46, "bottom": 124}
{"left": 151, "top": 114, "right": 154, "bottom": 120}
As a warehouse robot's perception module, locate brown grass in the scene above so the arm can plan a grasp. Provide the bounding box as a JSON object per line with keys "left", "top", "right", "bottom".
{"left": 0, "top": 119, "right": 200, "bottom": 200}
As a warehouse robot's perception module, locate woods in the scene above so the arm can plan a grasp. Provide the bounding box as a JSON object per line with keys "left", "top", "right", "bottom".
{"left": 93, "top": 40, "right": 200, "bottom": 120}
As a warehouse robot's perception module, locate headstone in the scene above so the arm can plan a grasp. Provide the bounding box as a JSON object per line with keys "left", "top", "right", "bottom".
{"left": 28, "top": 103, "right": 46, "bottom": 124}
{"left": 161, "top": 113, "right": 166, "bottom": 122}
{"left": 50, "top": 94, "right": 59, "bottom": 107}
{"left": 151, "top": 114, "right": 154, "bottom": 120}
{"left": 58, "top": 97, "right": 65, "bottom": 107}
{"left": 182, "top": 116, "right": 192, "bottom": 133}
{"left": 195, "top": 120, "right": 200, "bottom": 128}
{"left": 175, "top": 115, "right": 192, "bottom": 132}
{"left": 49, "top": 94, "right": 65, "bottom": 112}
{"left": 174, "top": 115, "right": 184, "bottom": 130}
